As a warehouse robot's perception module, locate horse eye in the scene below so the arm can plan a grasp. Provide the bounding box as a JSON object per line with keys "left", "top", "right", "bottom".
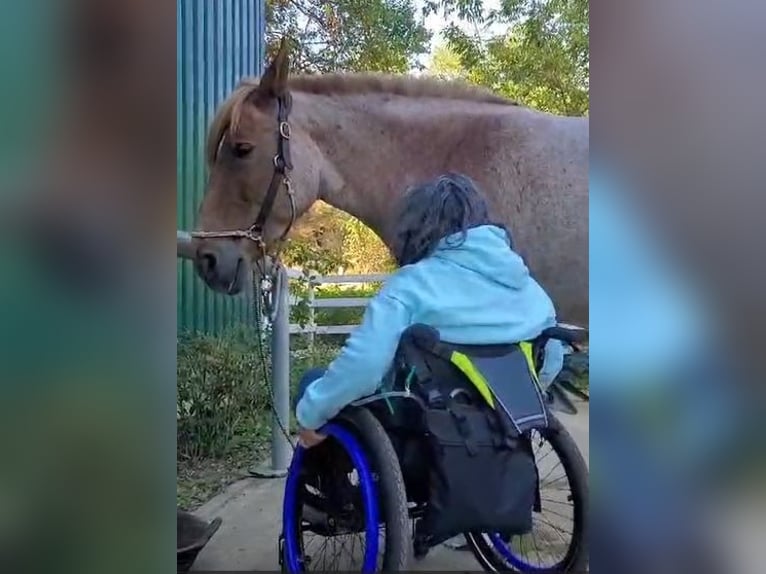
{"left": 232, "top": 142, "right": 254, "bottom": 158}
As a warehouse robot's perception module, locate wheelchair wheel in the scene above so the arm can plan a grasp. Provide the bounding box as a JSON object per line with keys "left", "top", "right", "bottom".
{"left": 466, "top": 414, "right": 589, "bottom": 572}
{"left": 281, "top": 407, "right": 411, "bottom": 572}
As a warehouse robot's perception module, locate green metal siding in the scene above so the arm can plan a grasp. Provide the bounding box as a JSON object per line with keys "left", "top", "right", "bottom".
{"left": 177, "top": 0, "right": 265, "bottom": 333}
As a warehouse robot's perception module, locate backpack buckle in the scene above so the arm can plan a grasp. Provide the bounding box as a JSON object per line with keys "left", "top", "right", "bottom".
{"left": 427, "top": 389, "right": 445, "bottom": 408}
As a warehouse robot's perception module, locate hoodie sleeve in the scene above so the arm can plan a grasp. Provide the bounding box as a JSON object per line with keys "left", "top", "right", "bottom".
{"left": 295, "top": 291, "right": 412, "bottom": 430}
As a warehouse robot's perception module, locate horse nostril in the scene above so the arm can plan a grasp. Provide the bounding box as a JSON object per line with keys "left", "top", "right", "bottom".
{"left": 201, "top": 252, "right": 217, "bottom": 274}
{"left": 196, "top": 246, "right": 220, "bottom": 279}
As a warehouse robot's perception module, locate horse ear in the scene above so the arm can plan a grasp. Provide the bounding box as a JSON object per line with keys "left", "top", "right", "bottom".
{"left": 259, "top": 37, "right": 291, "bottom": 99}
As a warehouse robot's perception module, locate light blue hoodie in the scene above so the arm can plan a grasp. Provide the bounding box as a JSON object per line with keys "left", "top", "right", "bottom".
{"left": 296, "top": 225, "right": 563, "bottom": 430}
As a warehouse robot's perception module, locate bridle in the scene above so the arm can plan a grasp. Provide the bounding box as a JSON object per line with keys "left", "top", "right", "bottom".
{"left": 190, "top": 92, "right": 297, "bottom": 255}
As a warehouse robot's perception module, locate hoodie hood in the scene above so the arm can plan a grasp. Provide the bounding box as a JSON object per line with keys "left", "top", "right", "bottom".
{"left": 433, "top": 225, "right": 529, "bottom": 289}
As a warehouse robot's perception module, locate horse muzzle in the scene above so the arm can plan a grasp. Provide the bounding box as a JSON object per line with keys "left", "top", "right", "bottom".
{"left": 193, "top": 239, "right": 247, "bottom": 295}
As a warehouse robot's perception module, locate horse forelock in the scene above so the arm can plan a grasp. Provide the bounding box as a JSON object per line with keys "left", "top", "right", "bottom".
{"left": 206, "top": 78, "right": 262, "bottom": 166}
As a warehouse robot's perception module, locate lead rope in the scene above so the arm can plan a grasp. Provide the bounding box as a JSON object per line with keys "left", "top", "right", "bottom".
{"left": 251, "top": 266, "right": 297, "bottom": 452}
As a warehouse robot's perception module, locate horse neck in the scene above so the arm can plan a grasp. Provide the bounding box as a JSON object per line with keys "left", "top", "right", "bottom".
{"left": 292, "top": 92, "right": 475, "bottom": 242}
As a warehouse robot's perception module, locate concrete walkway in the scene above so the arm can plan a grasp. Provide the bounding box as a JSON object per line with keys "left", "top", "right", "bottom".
{"left": 191, "top": 404, "right": 589, "bottom": 571}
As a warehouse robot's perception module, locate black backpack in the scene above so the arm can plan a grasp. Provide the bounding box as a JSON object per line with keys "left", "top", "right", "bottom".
{"left": 390, "top": 324, "right": 549, "bottom": 548}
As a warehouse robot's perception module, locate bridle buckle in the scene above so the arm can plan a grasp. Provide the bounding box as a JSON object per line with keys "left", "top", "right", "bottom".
{"left": 244, "top": 226, "right": 265, "bottom": 246}
{"left": 279, "top": 121, "right": 291, "bottom": 139}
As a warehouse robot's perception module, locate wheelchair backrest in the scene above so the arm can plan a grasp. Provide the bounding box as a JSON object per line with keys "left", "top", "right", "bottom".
{"left": 393, "top": 324, "right": 549, "bottom": 433}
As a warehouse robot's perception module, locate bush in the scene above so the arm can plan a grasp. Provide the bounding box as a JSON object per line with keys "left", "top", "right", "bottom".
{"left": 177, "top": 328, "right": 271, "bottom": 460}
{"left": 314, "top": 283, "right": 382, "bottom": 327}
{"left": 177, "top": 329, "right": 343, "bottom": 461}
{"left": 289, "top": 337, "right": 341, "bottom": 385}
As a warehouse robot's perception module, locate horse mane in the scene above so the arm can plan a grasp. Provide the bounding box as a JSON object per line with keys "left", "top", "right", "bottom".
{"left": 288, "top": 73, "right": 517, "bottom": 106}
{"left": 206, "top": 73, "right": 517, "bottom": 165}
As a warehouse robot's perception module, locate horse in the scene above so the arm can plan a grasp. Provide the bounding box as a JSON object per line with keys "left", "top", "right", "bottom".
{"left": 192, "top": 39, "right": 589, "bottom": 327}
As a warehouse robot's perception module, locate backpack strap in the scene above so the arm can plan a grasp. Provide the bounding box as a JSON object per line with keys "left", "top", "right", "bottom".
{"left": 485, "top": 405, "right": 518, "bottom": 450}
{"left": 448, "top": 405, "right": 479, "bottom": 457}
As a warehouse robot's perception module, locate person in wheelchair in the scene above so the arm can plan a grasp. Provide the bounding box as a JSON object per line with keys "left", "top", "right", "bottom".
{"left": 294, "top": 172, "right": 564, "bottom": 449}
{"left": 282, "top": 173, "right": 589, "bottom": 573}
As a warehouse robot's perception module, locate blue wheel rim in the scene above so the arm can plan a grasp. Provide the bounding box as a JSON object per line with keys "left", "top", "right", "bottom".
{"left": 488, "top": 532, "right": 548, "bottom": 571}
{"left": 282, "top": 423, "right": 380, "bottom": 573}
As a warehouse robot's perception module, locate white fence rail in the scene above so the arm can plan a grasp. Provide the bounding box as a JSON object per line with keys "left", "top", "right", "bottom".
{"left": 286, "top": 269, "right": 387, "bottom": 337}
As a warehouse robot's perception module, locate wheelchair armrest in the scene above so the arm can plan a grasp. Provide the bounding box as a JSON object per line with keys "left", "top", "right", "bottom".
{"left": 538, "top": 325, "right": 588, "bottom": 347}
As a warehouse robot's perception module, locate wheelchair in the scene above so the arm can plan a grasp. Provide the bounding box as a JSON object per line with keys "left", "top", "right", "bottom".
{"left": 279, "top": 325, "right": 589, "bottom": 573}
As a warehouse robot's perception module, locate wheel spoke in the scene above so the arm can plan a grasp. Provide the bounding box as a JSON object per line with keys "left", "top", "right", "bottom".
{"left": 540, "top": 496, "right": 574, "bottom": 507}
{"left": 541, "top": 505, "right": 574, "bottom": 522}
{"left": 539, "top": 459, "right": 564, "bottom": 484}
{"left": 535, "top": 515, "right": 573, "bottom": 540}
{"left": 529, "top": 529, "right": 546, "bottom": 565}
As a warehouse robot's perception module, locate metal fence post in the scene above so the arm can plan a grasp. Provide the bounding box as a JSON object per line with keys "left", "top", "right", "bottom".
{"left": 307, "top": 277, "right": 316, "bottom": 352}
{"left": 250, "top": 264, "right": 291, "bottom": 478}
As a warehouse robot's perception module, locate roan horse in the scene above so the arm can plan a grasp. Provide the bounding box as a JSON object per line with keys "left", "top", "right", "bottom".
{"left": 192, "top": 40, "right": 588, "bottom": 327}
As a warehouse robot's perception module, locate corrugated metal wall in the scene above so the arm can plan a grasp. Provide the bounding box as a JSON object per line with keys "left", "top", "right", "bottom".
{"left": 177, "top": 0, "right": 265, "bottom": 333}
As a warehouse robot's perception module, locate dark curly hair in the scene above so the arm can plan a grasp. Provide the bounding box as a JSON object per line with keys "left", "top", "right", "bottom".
{"left": 391, "top": 173, "right": 512, "bottom": 266}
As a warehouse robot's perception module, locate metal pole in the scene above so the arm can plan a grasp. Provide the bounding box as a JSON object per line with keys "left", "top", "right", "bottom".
{"left": 176, "top": 230, "right": 196, "bottom": 260}
{"left": 270, "top": 264, "right": 292, "bottom": 473}
{"left": 250, "top": 264, "right": 291, "bottom": 478}
{"left": 307, "top": 278, "right": 316, "bottom": 352}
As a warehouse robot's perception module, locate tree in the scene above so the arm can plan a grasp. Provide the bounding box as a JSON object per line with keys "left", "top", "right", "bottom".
{"left": 428, "top": 0, "right": 589, "bottom": 116}
{"left": 284, "top": 204, "right": 395, "bottom": 275}
{"left": 429, "top": 43, "right": 467, "bottom": 80}
{"left": 266, "top": 0, "right": 431, "bottom": 73}
{"left": 342, "top": 217, "right": 396, "bottom": 273}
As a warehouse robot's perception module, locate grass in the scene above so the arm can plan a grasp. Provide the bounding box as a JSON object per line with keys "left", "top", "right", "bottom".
{"left": 177, "top": 446, "right": 262, "bottom": 510}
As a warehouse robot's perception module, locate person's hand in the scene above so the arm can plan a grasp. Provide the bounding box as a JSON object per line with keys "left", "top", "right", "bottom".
{"left": 298, "top": 428, "right": 327, "bottom": 449}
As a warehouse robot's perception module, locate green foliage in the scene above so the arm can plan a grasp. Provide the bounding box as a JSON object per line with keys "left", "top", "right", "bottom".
{"left": 316, "top": 283, "right": 383, "bottom": 299}
{"left": 289, "top": 337, "right": 342, "bottom": 390}
{"left": 430, "top": 42, "right": 467, "bottom": 80}
{"left": 285, "top": 206, "right": 393, "bottom": 276}
{"left": 342, "top": 217, "right": 396, "bottom": 273}
{"left": 176, "top": 330, "right": 343, "bottom": 460}
{"left": 282, "top": 224, "right": 352, "bottom": 328}
{"left": 430, "top": 0, "right": 589, "bottom": 116}
{"left": 267, "top": 0, "right": 431, "bottom": 73}
{"left": 313, "top": 283, "right": 383, "bottom": 327}
{"left": 282, "top": 229, "right": 349, "bottom": 277}
{"left": 177, "top": 328, "right": 269, "bottom": 460}
{"left": 177, "top": 330, "right": 343, "bottom": 508}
